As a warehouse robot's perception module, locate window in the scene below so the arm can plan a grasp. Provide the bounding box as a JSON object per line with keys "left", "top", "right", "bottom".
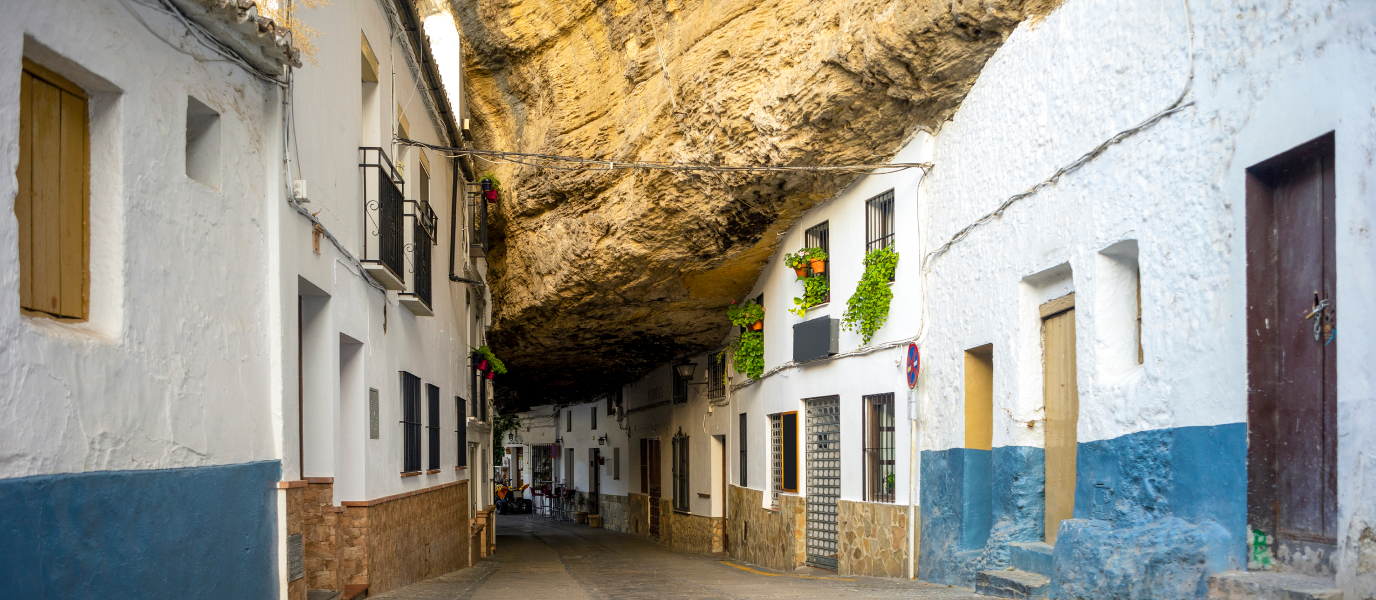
{"left": 418, "top": 151, "right": 430, "bottom": 207}
{"left": 770, "top": 414, "right": 782, "bottom": 507}
{"left": 865, "top": 189, "right": 895, "bottom": 253}
{"left": 707, "top": 352, "right": 725, "bottom": 398}
{"left": 672, "top": 432, "right": 690, "bottom": 512}
{"left": 672, "top": 366, "right": 688, "bottom": 404}
{"left": 804, "top": 222, "right": 830, "bottom": 303}
{"left": 480, "top": 387, "right": 488, "bottom": 422}
{"left": 401, "top": 372, "right": 422, "bottom": 473}
{"left": 426, "top": 384, "right": 440, "bottom": 471}
{"left": 780, "top": 412, "right": 799, "bottom": 493}
{"left": 185, "top": 96, "right": 220, "bottom": 188}
{"left": 739, "top": 413, "right": 748, "bottom": 487}
{"left": 591, "top": 405, "right": 597, "bottom": 430}
{"left": 640, "top": 439, "right": 650, "bottom": 494}
{"left": 566, "top": 410, "right": 572, "bottom": 432}
{"left": 613, "top": 447, "right": 621, "bottom": 480}
{"left": 864, "top": 393, "right": 896, "bottom": 502}
{"left": 17, "top": 59, "right": 89, "bottom": 321}
{"left": 456, "top": 396, "right": 467, "bottom": 467}
{"left": 565, "top": 449, "right": 575, "bottom": 487}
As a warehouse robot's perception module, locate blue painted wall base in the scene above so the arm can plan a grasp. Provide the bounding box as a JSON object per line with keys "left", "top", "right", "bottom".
{"left": 0, "top": 461, "right": 280, "bottom": 599}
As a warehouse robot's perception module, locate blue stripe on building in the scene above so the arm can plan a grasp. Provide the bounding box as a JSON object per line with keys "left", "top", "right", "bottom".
{"left": 920, "top": 423, "right": 1246, "bottom": 599}
{"left": 0, "top": 460, "right": 280, "bottom": 599}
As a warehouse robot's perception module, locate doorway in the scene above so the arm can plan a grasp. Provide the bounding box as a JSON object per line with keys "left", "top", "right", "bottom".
{"left": 1042, "top": 294, "right": 1078, "bottom": 545}
{"left": 642, "top": 438, "right": 662, "bottom": 537}
{"left": 805, "top": 395, "right": 840, "bottom": 570}
{"left": 588, "top": 448, "right": 601, "bottom": 515}
{"left": 1246, "top": 133, "right": 1338, "bottom": 572}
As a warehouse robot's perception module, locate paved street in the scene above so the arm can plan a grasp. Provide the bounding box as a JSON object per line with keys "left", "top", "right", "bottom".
{"left": 372, "top": 514, "right": 986, "bottom": 600}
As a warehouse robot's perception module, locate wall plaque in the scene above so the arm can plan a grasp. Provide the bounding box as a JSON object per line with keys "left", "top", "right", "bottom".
{"left": 287, "top": 533, "right": 304, "bottom": 581}
{"left": 369, "top": 388, "right": 380, "bottom": 439}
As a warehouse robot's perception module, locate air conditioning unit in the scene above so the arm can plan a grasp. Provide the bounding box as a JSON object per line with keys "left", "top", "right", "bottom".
{"left": 794, "top": 316, "right": 839, "bottom": 362}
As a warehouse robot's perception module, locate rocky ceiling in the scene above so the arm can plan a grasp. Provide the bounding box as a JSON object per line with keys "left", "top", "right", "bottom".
{"left": 450, "top": 0, "right": 1063, "bottom": 410}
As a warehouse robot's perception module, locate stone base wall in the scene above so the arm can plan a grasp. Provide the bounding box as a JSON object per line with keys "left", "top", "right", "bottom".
{"left": 662, "top": 503, "right": 723, "bottom": 555}
{"left": 725, "top": 485, "right": 805, "bottom": 572}
{"left": 283, "top": 479, "right": 470, "bottom": 597}
{"left": 838, "top": 499, "right": 913, "bottom": 578}
{"left": 628, "top": 493, "right": 652, "bottom": 536}
{"left": 599, "top": 493, "right": 633, "bottom": 533}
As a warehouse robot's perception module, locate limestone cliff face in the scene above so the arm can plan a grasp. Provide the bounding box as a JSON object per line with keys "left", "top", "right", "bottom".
{"left": 452, "top": 0, "right": 1061, "bottom": 407}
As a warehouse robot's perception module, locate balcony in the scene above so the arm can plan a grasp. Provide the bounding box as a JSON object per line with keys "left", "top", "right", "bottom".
{"left": 359, "top": 147, "right": 406, "bottom": 290}
{"left": 399, "top": 199, "right": 437, "bottom": 316}
{"left": 468, "top": 186, "right": 488, "bottom": 259}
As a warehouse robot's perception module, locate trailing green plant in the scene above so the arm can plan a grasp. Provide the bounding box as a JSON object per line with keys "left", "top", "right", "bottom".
{"left": 478, "top": 170, "right": 504, "bottom": 194}
{"left": 731, "top": 330, "right": 765, "bottom": 379}
{"left": 841, "top": 246, "right": 899, "bottom": 345}
{"left": 789, "top": 275, "right": 830, "bottom": 317}
{"left": 491, "top": 411, "right": 520, "bottom": 464}
{"left": 472, "top": 345, "right": 508, "bottom": 374}
{"left": 726, "top": 300, "right": 765, "bottom": 328}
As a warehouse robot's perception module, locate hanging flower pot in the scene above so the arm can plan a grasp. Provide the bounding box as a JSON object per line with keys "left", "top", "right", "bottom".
{"left": 476, "top": 359, "right": 490, "bottom": 371}
{"left": 809, "top": 259, "right": 826, "bottom": 274}
{"left": 481, "top": 178, "right": 494, "bottom": 192}
{"left": 793, "top": 266, "right": 809, "bottom": 278}
{"left": 751, "top": 320, "right": 763, "bottom": 331}
{"left": 484, "top": 189, "right": 498, "bottom": 202}
{"left": 485, "top": 370, "right": 496, "bottom": 380}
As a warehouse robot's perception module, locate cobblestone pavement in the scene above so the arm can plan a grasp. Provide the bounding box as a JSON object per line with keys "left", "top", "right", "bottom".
{"left": 371, "top": 514, "right": 989, "bottom": 600}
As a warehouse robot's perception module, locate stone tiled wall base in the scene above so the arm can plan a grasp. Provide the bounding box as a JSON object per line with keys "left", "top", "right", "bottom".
{"left": 364, "top": 480, "right": 470, "bottom": 595}
{"left": 838, "top": 499, "right": 913, "bottom": 578}
{"left": 286, "top": 486, "right": 306, "bottom": 600}
{"left": 304, "top": 483, "right": 340, "bottom": 590}
{"left": 628, "top": 493, "right": 652, "bottom": 537}
{"left": 339, "top": 506, "right": 369, "bottom": 587}
{"left": 599, "top": 494, "right": 633, "bottom": 533}
{"left": 725, "top": 485, "right": 805, "bottom": 571}
{"left": 661, "top": 502, "right": 723, "bottom": 555}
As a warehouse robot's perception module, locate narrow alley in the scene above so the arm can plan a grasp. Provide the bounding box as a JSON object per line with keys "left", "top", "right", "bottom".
{"left": 373, "top": 515, "right": 984, "bottom": 600}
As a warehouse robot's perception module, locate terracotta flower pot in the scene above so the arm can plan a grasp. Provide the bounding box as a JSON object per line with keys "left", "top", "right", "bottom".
{"left": 809, "top": 259, "right": 826, "bottom": 274}
{"left": 794, "top": 267, "right": 809, "bottom": 278}
{"left": 751, "top": 320, "right": 763, "bottom": 331}
{"left": 477, "top": 359, "right": 490, "bottom": 371}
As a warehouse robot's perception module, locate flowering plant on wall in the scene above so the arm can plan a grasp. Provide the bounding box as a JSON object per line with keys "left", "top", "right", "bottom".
{"left": 842, "top": 246, "right": 898, "bottom": 345}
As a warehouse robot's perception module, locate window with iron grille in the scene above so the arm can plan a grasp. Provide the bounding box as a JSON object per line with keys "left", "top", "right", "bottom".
{"left": 706, "top": 352, "right": 725, "bottom": 398}
{"left": 565, "top": 449, "right": 575, "bottom": 486}
{"left": 455, "top": 396, "right": 467, "bottom": 467}
{"left": 427, "top": 384, "right": 441, "bottom": 471}
{"left": 770, "top": 414, "right": 782, "bottom": 508}
{"left": 479, "top": 383, "right": 488, "bottom": 422}
{"left": 739, "top": 413, "right": 748, "bottom": 487}
{"left": 804, "top": 222, "right": 830, "bottom": 303}
{"left": 864, "top": 393, "right": 896, "bottom": 502}
{"left": 865, "top": 190, "right": 895, "bottom": 253}
{"left": 672, "top": 432, "right": 690, "bottom": 512}
{"left": 401, "top": 372, "right": 422, "bottom": 473}
{"left": 613, "top": 447, "right": 621, "bottom": 480}
{"left": 591, "top": 405, "right": 597, "bottom": 430}
{"left": 672, "top": 367, "right": 688, "bottom": 404}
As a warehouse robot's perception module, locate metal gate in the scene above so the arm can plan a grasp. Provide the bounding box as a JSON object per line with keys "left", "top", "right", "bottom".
{"left": 805, "top": 396, "right": 840, "bottom": 569}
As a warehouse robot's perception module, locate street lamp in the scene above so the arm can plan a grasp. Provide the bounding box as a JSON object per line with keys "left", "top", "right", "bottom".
{"left": 674, "top": 361, "right": 698, "bottom": 382}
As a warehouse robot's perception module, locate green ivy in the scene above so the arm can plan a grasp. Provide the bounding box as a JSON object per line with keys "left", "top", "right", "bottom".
{"left": 472, "top": 345, "right": 508, "bottom": 374}
{"left": 841, "top": 246, "right": 899, "bottom": 345}
{"left": 726, "top": 300, "right": 764, "bottom": 328}
{"left": 732, "top": 330, "right": 764, "bottom": 380}
{"left": 789, "top": 276, "right": 830, "bottom": 317}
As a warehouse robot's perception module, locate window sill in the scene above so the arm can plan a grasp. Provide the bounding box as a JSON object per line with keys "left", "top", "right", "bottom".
{"left": 400, "top": 471, "right": 422, "bottom": 478}
{"left": 673, "top": 509, "right": 692, "bottom": 515}
{"left": 426, "top": 469, "right": 441, "bottom": 475}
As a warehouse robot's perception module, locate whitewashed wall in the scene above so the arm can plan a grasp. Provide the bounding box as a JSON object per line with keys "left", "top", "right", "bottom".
{"left": 0, "top": 0, "right": 280, "bottom": 478}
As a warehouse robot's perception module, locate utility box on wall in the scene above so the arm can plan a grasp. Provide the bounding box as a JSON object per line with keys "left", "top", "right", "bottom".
{"left": 794, "top": 316, "right": 839, "bottom": 362}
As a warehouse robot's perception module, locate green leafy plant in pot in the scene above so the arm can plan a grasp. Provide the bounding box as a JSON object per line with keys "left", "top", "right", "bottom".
{"left": 472, "top": 345, "right": 507, "bottom": 378}
{"left": 478, "top": 171, "right": 503, "bottom": 203}
{"left": 727, "top": 299, "right": 765, "bottom": 331}
{"left": 801, "top": 247, "right": 828, "bottom": 274}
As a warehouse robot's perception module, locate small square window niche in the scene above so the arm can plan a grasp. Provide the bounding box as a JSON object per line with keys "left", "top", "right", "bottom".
{"left": 186, "top": 96, "right": 221, "bottom": 188}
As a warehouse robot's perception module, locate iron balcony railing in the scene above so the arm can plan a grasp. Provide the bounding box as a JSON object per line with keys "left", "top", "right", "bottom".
{"left": 360, "top": 148, "right": 406, "bottom": 285}
{"left": 407, "top": 199, "right": 437, "bottom": 309}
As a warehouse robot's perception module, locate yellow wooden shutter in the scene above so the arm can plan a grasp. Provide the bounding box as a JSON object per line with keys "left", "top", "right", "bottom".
{"left": 17, "top": 59, "right": 89, "bottom": 320}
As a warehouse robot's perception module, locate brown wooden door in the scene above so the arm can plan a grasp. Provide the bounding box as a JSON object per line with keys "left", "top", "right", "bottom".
{"left": 1247, "top": 134, "right": 1338, "bottom": 561}
{"left": 647, "top": 439, "right": 662, "bottom": 537}
{"left": 515, "top": 447, "right": 524, "bottom": 488}
{"left": 1042, "top": 297, "right": 1078, "bottom": 545}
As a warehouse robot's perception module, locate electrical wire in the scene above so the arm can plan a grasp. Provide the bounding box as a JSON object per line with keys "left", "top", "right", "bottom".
{"left": 394, "top": 137, "right": 934, "bottom": 175}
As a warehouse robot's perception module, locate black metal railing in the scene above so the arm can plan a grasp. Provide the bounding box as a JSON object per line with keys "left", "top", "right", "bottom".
{"left": 805, "top": 221, "right": 831, "bottom": 303}
{"left": 360, "top": 148, "right": 406, "bottom": 282}
{"left": 865, "top": 189, "right": 895, "bottom": 253}
{"left": 407, "top": 199, "right": 437, "bottom": 308}
{"left": 468, "top": 188, "right": 488, "bottom": 257}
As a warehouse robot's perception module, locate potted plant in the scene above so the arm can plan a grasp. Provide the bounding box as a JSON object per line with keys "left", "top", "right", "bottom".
{"left": 727, "top": 299, "right": 765, "bottom": 331}
{"left": 588, "top": 512, "right": 602, "bottom": 528}
{"left": 478, "top": 171, "right": 503, "bottom": 203}
{"left": 802, "top": 247, "right": 828, "bottom": 274}
{"left": 472, "top": 346, "right": 507, "bottom": 376}
{"left": 573, "top": 493, "right": 589, "bottom": 524}
{"left": 784, "top": 251, "right": 809, "bottom": 279}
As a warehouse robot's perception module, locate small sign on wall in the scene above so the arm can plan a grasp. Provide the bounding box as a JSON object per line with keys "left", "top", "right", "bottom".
{"left": 369, "top": 388, "right": 380, "bottom": 439}
{"left": 288, "top": 533, "right": 304, "bottom": 581}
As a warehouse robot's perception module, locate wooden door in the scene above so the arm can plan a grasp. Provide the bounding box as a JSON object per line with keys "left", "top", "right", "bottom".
{"left": 1042, "top": 296, "right": 1078, "bottom": 545}
{"left": 647, "top": 439, "right": 662, "bottom": 537}
{"left": 515, "top": 447, "right": 524, "bottom": 488}
{"left": 1247, "top": 133, "right": 1338, "bottom": 565}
